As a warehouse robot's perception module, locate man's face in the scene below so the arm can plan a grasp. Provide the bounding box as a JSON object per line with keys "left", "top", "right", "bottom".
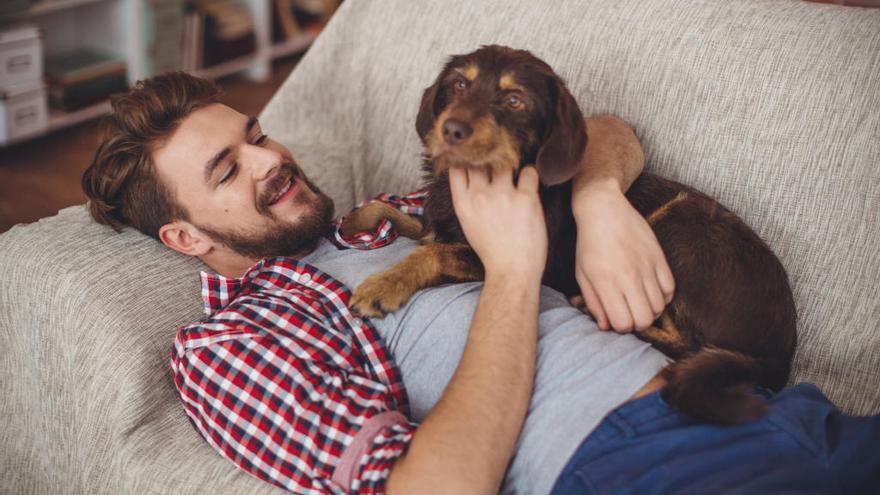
{"left": 153, "top": 103, "right": 333, "bottom": 261}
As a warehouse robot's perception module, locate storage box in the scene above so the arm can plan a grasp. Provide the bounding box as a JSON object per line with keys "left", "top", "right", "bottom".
{"left": 0, "top": 24, "right": 43, "bottom": 90}
{"left": 0, "top": 82, "right": 48, "bottom": 145}
{"left": 0, "top": 0, "right": 32, "bottom": 18}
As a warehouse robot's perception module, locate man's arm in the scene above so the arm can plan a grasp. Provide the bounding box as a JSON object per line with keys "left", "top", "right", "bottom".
{"left": 571, "top": 115, "right": 675, "bottom": 332}
{"left": 386, "top": 166, "right": 547, "bottom": 494}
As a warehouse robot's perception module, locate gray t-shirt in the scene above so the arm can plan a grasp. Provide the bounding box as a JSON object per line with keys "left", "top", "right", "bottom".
{"left": 302, "top": 237, "right": 669, "bottom": 494}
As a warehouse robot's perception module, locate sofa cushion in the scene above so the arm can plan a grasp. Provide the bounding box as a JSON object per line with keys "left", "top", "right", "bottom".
{"left": 0, "top": 207, "right": 285, "bottom": 494}
{"left": 262, "top": 0, "right": 880, "bottom": 415}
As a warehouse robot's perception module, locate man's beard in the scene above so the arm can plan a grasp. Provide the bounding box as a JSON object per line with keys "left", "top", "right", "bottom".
{"left": 197, "top": 171, "right": 335, "bottom": 260}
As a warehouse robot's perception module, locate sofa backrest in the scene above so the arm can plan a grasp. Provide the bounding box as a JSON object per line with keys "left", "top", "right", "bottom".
{"left": 261, "top": 0, "right": 880, "bottom": 414}
{"left": 1, "top": 0, "right": 878, "bottom": 493}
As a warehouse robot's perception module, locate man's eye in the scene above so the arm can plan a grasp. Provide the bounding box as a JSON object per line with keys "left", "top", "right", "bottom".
{"left": 219, "top": 163, "right": 238, "bottom": 184}
{"left": 255, "top": 134, "right": 269, "bottom": 145}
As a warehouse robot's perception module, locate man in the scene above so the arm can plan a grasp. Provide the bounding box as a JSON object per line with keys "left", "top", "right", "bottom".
{"left": 83, "top": 73, "right": 878, "bottom": 494}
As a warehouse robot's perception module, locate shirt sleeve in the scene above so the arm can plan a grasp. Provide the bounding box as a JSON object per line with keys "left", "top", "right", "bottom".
{"left": 372, "top": 189, "right": 428, "bottom": 217}
{"left": 332, "top": 189, "right": 428, "bottom": 250}
{"left": 171, "top": 323, "right": 416, "bottom": 494}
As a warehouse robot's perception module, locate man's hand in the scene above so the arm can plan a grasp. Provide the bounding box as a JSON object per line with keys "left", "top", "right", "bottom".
{"left": 571, "top": 115, "right": 675, "bottom": 332}
{"left": 573, "top": 182, "right": 674, "bottom": 332}
{"left": 449, "top": 165, "right": 548, "bottom": 281}
{"left": 388, "top": 165, "right": 545, "bottom": 495}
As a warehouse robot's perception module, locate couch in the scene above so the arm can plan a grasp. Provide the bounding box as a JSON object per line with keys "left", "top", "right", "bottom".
{"left": 2, "top": 0, "right": 878, "bottom": 493}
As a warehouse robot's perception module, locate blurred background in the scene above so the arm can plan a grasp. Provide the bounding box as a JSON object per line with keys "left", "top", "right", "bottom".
{"left": 0, "top": 0, "right": 341, "bottom": 233}
{"left": 0, "top": 0, "right": 876, "bottom": 234}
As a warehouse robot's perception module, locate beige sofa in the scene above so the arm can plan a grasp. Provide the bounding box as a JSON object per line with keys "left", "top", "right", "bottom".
{"left": 2, "top": 0, "right": 878, "bottom": 493}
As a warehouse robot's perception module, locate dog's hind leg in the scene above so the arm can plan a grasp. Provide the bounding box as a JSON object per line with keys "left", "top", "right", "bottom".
{"left": 349, "top": 243, "right": 483, "bottom": 317}
{"left": 635, "top": 313, "right": 693, "bottom": 359}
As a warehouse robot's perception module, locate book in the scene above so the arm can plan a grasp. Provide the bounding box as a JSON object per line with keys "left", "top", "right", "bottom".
{"left": 274, "top": 0, "right": 301, "bottom": 41}
{"left": 48, "top": 72, "right": 128, "bottom": 111}
{"left": 44, "top": 48, "right": 128, "bottom": 111}
{"left": 190, "top": 0, "right": 255, "bottom": 67}
{"left": 44, "top": 49, "right": 126, "bottom": 87}
{"left": 142, "top": 0, "right": 184, "bottom": 75}
{"left": 45, "top": 48, "right": 126, "bottom": 84}
{"left": 190, "top": 0, "right": 254, "bottom": 40}
{"left": 182, "top": 8, "right": 205, "bottom": 71}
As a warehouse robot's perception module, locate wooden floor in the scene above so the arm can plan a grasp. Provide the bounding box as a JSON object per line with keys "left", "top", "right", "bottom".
{"left": 0, "top": 57, "right": 300, "bottom": 234}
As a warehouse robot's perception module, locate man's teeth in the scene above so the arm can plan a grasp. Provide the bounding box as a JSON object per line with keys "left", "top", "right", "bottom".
{"left": 271, "top": 179, "right": 292, "bottom": 204}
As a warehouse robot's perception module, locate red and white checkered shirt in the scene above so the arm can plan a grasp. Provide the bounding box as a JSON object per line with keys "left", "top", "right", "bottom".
{"left": 171, "top": 190, "right": 427, "bottom": 494}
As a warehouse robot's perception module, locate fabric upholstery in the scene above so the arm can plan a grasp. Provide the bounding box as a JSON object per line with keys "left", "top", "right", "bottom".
{"left": 260, "top": 0, "right": 880, "bottom": 414}
{"left": 1, "top": 0, "right": 877, "bottom": 493}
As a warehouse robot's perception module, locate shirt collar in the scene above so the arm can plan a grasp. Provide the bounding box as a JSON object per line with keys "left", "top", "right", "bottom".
{"left": 199, "top": 270, "right": 243, "bottom": 315}
{"left": 198, "top": 254, "right": 341, "bottom": 315}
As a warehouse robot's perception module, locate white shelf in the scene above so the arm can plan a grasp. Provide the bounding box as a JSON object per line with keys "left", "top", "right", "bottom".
{"left": 27, "top": 0, "right": 109, "bottom": 17}
{"left": 3, "top": 0, "right": 324, "bottom": 145}
{"left": 47, "top": 100, "right": 112, "bottom": 131}
{"left": 271, "top": 32, "right": 317, "bottom": 59}
{"left": 190, "top": 32, "right": 315, "bottom": 82}
{"left": 195, "top": 55, "right": 259, "bottom": 81}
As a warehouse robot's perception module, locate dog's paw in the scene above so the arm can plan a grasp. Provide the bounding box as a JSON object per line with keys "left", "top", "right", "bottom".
{"left": 339, "top": 210, "right": 373, "bottom": 237}
{"left": 569, "top": 294, "right": 588, "bottom": 312}
{"left": 340, "top": 202, "right": 424, "bottom": 240}
{"left": 350, "top": 273, "right": 415, "bottom": 318}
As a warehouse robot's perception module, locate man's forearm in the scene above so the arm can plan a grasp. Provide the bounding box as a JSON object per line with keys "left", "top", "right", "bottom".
{"left": 572, "top": 114, "right": 645, "bottom": 202}
{"left": 568, "top": 114, "right": 673, "bottom": 332}
{"left": 386, "top": 272, "right": 541, "bottom": 494}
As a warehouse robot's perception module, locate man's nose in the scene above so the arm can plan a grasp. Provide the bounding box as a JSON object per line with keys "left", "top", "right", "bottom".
{"left": 241, "top": 143, "right": 283, "bottom": 180}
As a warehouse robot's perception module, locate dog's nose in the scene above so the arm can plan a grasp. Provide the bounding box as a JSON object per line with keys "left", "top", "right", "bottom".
{"left": 442, "top": 119, "right": 473, "bottom": 145}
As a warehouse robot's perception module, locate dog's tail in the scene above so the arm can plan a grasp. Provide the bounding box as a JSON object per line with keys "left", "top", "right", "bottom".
{"left": 661, "top": 347, "right": 775, "bottom": 425}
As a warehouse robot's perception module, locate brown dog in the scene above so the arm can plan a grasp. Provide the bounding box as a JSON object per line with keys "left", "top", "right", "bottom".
{"left": 345, "top": 45, "right": 797, "bottom": 425}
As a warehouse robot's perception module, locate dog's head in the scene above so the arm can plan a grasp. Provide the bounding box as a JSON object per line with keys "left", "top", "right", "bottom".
{"left": 416, "top": 45, "right": 586, "bottom": 186}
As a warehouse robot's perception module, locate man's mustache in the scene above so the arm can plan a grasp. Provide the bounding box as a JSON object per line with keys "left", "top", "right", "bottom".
{"left": 259, "top": 162, "right": 300, "bottom": 212}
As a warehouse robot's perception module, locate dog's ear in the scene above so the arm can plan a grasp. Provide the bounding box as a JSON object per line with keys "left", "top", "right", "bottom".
{"left": 535, "top": 79, "right": 587, "bottom": 186}
{"left": 415, "top": 76, "right": 444, "bottom": 141}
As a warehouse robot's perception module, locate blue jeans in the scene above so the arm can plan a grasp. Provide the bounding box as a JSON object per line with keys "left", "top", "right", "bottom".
{"left": 551, "top": 384, "right": 880, "bottom": 494}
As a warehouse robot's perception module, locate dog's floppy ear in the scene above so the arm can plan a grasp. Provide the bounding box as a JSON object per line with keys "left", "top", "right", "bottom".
{"left": 535, "top": 78, "right": 587, "bottom": 186}
{"left": 415, "top": 75, "right": 444, "bottom": 141}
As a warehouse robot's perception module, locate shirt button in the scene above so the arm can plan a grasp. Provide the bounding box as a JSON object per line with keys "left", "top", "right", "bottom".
{"left": 300, "top": 273, "right": 311, "bottom": 283}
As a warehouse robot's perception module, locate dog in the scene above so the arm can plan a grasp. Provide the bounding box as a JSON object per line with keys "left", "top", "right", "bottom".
{"left": 343, "top": 45, "right": 797, "bottom": 425}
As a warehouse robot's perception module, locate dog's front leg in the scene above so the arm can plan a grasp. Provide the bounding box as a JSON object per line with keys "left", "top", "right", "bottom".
{"left": 349, "top": 243, "right": 483, "bottom": 317}
{"left": 339, "top": 201, "right": 425, "bottom": 239}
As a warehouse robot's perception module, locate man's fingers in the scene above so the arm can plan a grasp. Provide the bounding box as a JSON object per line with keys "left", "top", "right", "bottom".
{"left": 643, "top": 277, "right": 667, "bottom": 316}
{"left": 656, "top": 262, "right": 675, "bottom": 303}
{"left": 593, "top": 280, "right": 634, "bottom": 333}
{"left": 449, "top": 166, "right": 468, "bottom": 198}
{"left": 517, "top": 166, "right": 539, "bottom": 194}
{"left": 467, "top": 166, "right": 490, "bottom": 188}
{"left": 577, "top": 276, "right": 608, "bottom": 330}
{"left": 624, "top": 282, "right": 656, "bottom": 330}
{"left": 491, "top": 167, "right": 514, "bottom": 187}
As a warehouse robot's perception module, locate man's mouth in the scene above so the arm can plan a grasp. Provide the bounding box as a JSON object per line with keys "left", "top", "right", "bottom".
{"left": 268, "top": 176, "right": 298, "bottom": 206}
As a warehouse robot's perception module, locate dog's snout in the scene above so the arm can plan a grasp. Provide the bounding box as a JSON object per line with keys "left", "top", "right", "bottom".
{"left": 442, "top": 119, "right": 473, "bottom": 145}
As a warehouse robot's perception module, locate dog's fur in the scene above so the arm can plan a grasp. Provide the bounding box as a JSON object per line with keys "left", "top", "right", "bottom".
{"left": 346, "top": 45, "right": 797, "bottom": 425}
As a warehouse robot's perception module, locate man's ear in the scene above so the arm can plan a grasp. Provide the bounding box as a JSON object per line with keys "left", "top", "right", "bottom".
{"left": 535, "top": 78, "right": 587, "bottom": 187}
{"left": 158, "top": 221, "right": 211, "bottom": 257}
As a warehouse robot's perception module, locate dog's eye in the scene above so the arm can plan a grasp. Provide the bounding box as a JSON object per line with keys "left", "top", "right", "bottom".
{"left": 505, "top": 93, "right": 524, "bottom": 110}
{"left": 454, "top": 78, "right": 467, "bottom": 92}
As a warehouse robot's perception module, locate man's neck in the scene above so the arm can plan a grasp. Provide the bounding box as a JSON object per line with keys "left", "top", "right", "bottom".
{"left": 202, "top": 242, "right": 320, "bottom": 278}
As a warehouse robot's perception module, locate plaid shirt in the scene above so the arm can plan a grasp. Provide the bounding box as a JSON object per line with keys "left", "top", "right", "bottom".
{"left": 171, "top": 190, "right": 427, "bottom": 494}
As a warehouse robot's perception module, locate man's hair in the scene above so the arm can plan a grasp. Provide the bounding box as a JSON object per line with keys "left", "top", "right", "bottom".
{"left": 81, "top": 72, "right": 222, "bottom": 239}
